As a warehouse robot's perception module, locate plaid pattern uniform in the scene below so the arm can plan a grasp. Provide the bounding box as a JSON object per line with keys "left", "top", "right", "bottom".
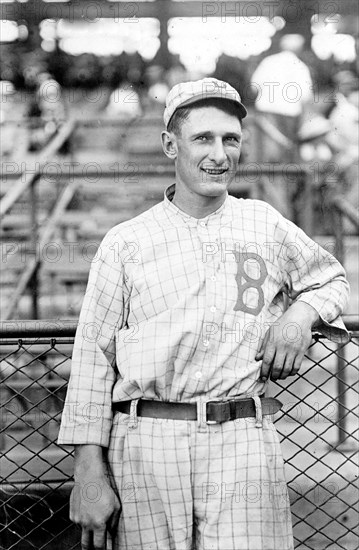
{"left": 163, "top": 78, "right": 247, "bottom": 127}
{"left": 58, "top": 185, "right": 349, "bottom": 549}
{"left": 106, "top": 412, "right": 293, "bottom": 550}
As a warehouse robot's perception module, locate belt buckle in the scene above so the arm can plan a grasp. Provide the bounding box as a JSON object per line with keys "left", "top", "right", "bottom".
{"left": 206, "top": 400, "right": 231, "bottom": 424}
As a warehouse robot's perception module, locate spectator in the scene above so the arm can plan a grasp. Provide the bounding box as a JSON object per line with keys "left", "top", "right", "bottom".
{"left": 212, "top": 53, "right": 254, "bottom": 106}
{"left": 28, "top": 72, "right": 66, "bottom": 151}
{"left": 0, "top": 81, "right": 17, "bottom": 157}
{"left": 105, "top": 81, "right": 142, "bottom": 121}
{"left": 251, "top": 34, "right": 313, "bottom": 159}
{"left": 327, "top": 71, "right": 359, "bottom": 232}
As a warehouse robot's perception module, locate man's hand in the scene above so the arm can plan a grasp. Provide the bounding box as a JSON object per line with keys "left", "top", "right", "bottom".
{"left": 256, "top": 302, "right": 319, "bottom": 381}
{"left": 70, "top": 445, "right": 121, "bottom": 550}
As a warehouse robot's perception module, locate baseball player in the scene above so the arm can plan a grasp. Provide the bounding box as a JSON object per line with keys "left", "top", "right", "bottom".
{"left": 58, "top": 77, "right": 349, "bottom": 550}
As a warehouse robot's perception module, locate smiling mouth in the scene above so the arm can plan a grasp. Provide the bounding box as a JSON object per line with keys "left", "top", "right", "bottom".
{"left": 201, "top": 167, "right": 228, "bottom": 175}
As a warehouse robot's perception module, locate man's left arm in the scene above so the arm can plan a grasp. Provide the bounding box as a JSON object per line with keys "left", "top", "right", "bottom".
{"left": 257, "top": 214, "right": 350, "bottom": 381}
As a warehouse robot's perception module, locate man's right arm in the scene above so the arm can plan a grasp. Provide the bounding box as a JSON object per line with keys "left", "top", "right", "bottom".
{"left": 57, "top": 231, "right": 130, "bottom": 546}
{"left": 70, "top": 444, "right": 121, "bottom": 550}
{"left": 58, "top": 229, "right": 129, "bottom": 448}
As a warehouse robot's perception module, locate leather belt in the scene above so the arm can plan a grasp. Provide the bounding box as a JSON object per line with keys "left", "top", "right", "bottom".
{"left": 112, "top": 397, "right": 282, "bottom": 424}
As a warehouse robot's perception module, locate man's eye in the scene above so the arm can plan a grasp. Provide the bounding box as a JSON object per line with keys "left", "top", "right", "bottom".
{"left": 196, "top": 136, "right": 207, "bottom": 141}
{"left": 225, "top": 137, "right": 239, "bottom": 143}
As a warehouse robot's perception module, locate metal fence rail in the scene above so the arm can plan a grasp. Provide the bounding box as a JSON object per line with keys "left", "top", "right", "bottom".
{"left": 0, "top": 321, "right": 358, "bottom": 550}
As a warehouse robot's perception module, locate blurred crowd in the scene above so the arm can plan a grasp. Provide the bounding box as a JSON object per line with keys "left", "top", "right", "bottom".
{"left": 1, "top": 35, "right": 357, "bottom": 124}
{"left": 1, "top": 37, "right": 358, "bottom": 222}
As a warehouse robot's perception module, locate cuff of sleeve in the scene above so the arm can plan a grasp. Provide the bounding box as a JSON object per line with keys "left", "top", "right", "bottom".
{"left": 296, "top": 295, "right": 350, "bottom": 344}
{"left": 57, "top": 408, "right": 112, "bottom": 447}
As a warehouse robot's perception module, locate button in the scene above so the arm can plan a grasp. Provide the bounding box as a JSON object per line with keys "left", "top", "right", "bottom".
{"left": 210, "top": 306, "right": 216, "bottom": 313}
{"left": 195, "top": 371, "right": 202, "bottom": 379}
{"left": 203, "top": 340, "right": 209, "bottom": 347}
{"left": 199, "top": 221, "right": 206, "bottom": 227}
{"left": 211, "top": 276, "right": 216, "bottom": 282}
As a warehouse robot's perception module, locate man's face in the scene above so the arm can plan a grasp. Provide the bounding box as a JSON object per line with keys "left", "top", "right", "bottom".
{"left": 172, "top": 105, "right": 242, "bottom": 200}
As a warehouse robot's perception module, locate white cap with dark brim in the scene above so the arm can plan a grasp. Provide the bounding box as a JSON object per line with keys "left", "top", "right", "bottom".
{"left": 164, "top": 77, "right": 247, "bottom": 128}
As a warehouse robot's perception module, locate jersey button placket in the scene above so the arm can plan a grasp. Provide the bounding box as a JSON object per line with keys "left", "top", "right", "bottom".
{"left": 199, "top": 221, "right": 215, "bottom": 351}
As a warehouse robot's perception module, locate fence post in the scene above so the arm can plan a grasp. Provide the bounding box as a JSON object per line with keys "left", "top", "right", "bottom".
{"left": 0, "top": 372, "right": 4, "bottom": 450}
{"left": 331, "top": 204, "right": 356, "bottom": 451}
{"left": 30, "top": 175, "right": 40, "bottom": 319}
{"left": 333, "top": 206, "right": 346, "bottom": 447}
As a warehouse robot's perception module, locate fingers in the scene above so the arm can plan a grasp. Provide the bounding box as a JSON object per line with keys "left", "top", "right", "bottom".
{"left": 81, "top": 527, "right": 106, "bottom": 550}
{"left": 108, "top": 502, "right": 121, "bottom": 534}
{"left": 260, "top": 351, "right": 274, "bottom": 382}
{"left": 257, "top": 330, "right": 271, "bottom": 381}
{"left": 259, "top": 332, "right": 274, "bottom": 382}
{"left": 273, "top": 354, "right": 292, "bottom": 380}
{"left": 255, "top": 330, "right": 267, "bottom": 362}
{"left": 84, "top": 513, "right": 119, "bottom": 550}
{"left": 269, "top": 353, "right": 286, "bottom": 381}
{"left": 291, "top": 354, "right": 303, "bottom": 378}
{"left": 269, "top": 352, "right": 303, "bottom": 381}
{"left": 81, "top": 529, "right": 92, "bottom": 550}
{"left": 93, "top": 527, "right": 106, "bottom": 550}
{"left": 79, "top": 500, "right": 121, "bottom": 550}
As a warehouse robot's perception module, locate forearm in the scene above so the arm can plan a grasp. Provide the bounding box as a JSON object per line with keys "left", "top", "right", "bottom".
{"left": 74, "top": 444, "right": 107, "bottom": 480}
{"left": 287, "top": 301, "right": 320, "bottom": 329}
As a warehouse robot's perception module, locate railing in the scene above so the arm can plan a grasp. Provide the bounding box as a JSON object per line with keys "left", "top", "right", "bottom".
{"left": 249, "top": 112, "right": 296, "bottom": 152}
{"left": 0, "top": 319, "right": 358, "bottom": 550}
{"left": 1, "top": 119, "right": 79, "bottom": 322}
{"left": 1, "top": 115, "right": 356, "bottom": 323}
{"left": 0, "top": 120, "right": 76, "bottom": 219}
{"left": 1, "top": 146, "right": 314, "bottom": 320}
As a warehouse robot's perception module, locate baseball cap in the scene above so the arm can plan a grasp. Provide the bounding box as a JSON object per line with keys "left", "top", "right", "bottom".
{"left": 164, "top": 77, "right": 247, "bottom": 128}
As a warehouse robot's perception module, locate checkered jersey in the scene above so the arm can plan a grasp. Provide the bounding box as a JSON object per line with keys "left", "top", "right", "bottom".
{"left": 58, "top": 185, "right": 349, "bottom": 447}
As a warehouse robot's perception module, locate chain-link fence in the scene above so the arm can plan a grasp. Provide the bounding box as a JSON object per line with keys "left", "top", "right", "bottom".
{"left": 1, "top": 321, "right": 358, "bottom": 550}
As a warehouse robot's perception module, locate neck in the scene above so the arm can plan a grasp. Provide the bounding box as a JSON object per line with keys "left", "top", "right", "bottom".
{"left": 172, "top": 187, "right": 227, "bottom": 219}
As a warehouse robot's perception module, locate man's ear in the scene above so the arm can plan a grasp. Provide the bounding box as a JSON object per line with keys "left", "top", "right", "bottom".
{"left": 161, "top": 131, "right": 178, "bottom": 160}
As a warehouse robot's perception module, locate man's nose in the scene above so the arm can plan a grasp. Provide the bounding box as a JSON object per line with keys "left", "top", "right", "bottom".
{"left": 208, "top": 139, "right": 226, "bottom": 164}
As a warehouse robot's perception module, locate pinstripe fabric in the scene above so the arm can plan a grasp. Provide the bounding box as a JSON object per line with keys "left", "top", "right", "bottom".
{"left": 58, "top": 184, "right": 349, "bottom": 549}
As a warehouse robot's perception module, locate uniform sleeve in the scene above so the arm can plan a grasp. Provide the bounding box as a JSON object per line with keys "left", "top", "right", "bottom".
{"left": 58, "top": 230, "right": 129, "bottom": 447}
{"left": 274, "top": 211, "right": 350, "bottom": 343}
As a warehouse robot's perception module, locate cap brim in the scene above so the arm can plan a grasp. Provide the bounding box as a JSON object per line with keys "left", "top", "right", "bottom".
{"left": 179, "top": 93, "right": 247, "bottom": 120}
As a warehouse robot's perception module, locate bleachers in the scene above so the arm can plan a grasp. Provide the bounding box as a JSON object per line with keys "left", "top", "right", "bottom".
{"left": 0, "top": 112, "right": 337, "bottom": 319}
{"left": 1, "top": 167, "right": 253, "bottom": 318}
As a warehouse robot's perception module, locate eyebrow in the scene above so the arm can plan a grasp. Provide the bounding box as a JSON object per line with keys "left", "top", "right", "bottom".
{"left": 191, "top": 131, "right": 242, "bottom": 140}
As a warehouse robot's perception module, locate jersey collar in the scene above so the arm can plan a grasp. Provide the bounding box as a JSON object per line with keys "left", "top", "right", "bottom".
{"left": 163, "top": 184, "right": 231, "bottom": 228}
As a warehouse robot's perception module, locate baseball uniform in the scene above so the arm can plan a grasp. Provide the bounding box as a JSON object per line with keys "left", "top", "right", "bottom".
{"left": 58, "top": 184, "right": 349, "bottom": 549}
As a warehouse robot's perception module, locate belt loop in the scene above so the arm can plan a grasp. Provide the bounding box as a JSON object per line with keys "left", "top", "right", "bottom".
{"left": 253, "top": 395, "right": 263, "bottom": 428}
{"left": 196, "top": 397, "right": 208, "bottom": 433}
{"left": 128, "top": 399, "right": 139, "bottom": 430}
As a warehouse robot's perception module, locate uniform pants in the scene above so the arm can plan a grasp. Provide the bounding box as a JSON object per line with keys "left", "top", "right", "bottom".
{"left": 106, "top": 409, "right": 294, "bottom": 550}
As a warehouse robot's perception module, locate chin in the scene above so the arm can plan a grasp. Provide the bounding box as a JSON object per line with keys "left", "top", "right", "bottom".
{"left": 200, "top": 171, "right": 234, "bottom": 186}
{"left": 200, "top": 182, "right": 229, "bottom": 196}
